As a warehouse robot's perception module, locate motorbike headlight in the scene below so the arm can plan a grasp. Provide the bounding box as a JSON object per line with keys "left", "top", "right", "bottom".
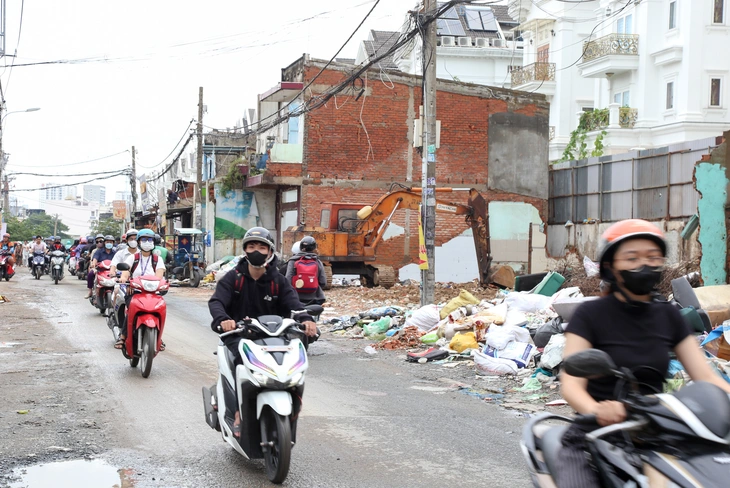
{"left": 101, "top": 278, "right": 116, "bottom": 287}
{"left": 289, "top": 372, "right": 304, "bottom": 386}
{"left": 192, "top": 253, "right": 199, "bottom": 259}
{"left": 251, "top": 371, "right": 271, "bottom": 387}
{"left": 141, "top": 280, "right": 159, "bottom": 292}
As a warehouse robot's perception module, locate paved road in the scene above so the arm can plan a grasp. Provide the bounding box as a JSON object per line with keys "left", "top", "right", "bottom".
{"left": 12, "top": 272, "right": 531, "bottom": 487}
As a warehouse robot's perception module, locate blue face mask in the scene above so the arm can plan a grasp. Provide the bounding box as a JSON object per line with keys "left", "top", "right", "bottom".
{"left": 105, "top": 243, "right": 113, "bottom": 250}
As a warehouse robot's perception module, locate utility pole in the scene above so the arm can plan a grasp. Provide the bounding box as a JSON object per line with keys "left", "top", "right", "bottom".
{"left": 195, "top": 87, "right": 204, "bottom": 229}
{"left": 53, "top": 214, "right": 58, "bottom": 236}
{"left": 130, "top": 146, "right": 138, "bottom": 227}
{"left": 421, "top": 0, "right": 437, "bottom": 306}
{"left": 0, "top": 101, "right": 5, "bottom": 226}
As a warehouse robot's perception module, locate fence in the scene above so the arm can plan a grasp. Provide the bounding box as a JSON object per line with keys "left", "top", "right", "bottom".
{"left": 549, "top": 137, "right": 721, "bottom": 224}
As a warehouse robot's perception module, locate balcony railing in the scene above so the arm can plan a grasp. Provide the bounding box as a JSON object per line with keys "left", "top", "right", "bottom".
{"left": 582, "top": 106, "right": 638, "bottom": 131}
{"left": 618, "top": 107, "right": 638, "bottom": 129}
{"left": 511, "top": 62, "right": 556, "bottom": 86}
{"left": 549, "top": 126, "right": 555, "bottom": 141}
{"left": 582, "top": 34, "right": 639, "bottom": 62}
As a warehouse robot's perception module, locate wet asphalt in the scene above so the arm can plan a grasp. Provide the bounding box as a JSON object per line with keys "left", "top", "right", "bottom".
{"left": 10, "top": 273, "right": 531, "bottom": 487}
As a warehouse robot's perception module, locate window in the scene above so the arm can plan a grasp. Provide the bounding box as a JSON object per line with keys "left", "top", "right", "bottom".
{"left": 666, "top": 82, "right": 674, "bottom": 109}
{"left": 537, "top": 45, "right": 549, "bottom": 63}
{"left": 669, "top": 1, "right": 677, "bottom": 29}
{"left": 714, "top": 0, "right": 725, "bottom": 24}
{"left": 617, "top": 14, "right": 633, "bottom": 34}
{"left": 710, "top": 78, "right": 722, "bottom": 106}
{"left": 614, "top": 90, "right": 630, "bottom": 107}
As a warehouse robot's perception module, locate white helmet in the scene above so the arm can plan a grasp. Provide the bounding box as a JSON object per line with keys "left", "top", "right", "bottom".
{"left": 291, "top": 241, "right": 301, "bottom": 255}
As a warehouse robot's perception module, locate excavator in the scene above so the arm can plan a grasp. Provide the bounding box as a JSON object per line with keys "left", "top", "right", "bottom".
{"left": 282, "top": 185, "right": 493, "bottom": 289}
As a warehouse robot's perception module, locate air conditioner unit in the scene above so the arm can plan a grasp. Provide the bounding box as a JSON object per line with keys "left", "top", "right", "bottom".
{"left": 441, "top": 36, "right": 455, "bottom": 47}
{"left": 475, "top": 38, "right": 489, "bottom": 48}
{"left": 492, "top": 39, "right": 504, "bottom": 48}
{"left": 516, "top": 40, "right": 524, "bottom": 49}
{"left": 457, "top": 37, "right": 472, "bottom": 47}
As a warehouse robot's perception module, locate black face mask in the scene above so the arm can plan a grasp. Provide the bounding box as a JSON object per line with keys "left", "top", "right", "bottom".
{"left": 619, "top": 265, "right": 662, "bottom": 296}
{"left": 246, "top": 251, "right": 268, "bottom": 267}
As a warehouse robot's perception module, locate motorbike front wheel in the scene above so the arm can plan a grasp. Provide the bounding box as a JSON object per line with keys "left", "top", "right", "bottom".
{"left": 140, "top": 327, "right": 157, "bottom": 378}
{"left": 34, "top": 267, "right": 41, "bottom": 280}
{"left": 54, "top": 272, "right": 59, "bottom": 285}
{"left": 260, "top": 406, "right": 292, "bottom": 484}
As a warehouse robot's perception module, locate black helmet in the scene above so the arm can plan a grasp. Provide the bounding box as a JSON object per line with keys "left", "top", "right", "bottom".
{"left": 300, "top": 235, "right": 317, "bottom": 253}
{"left": 242, "top": 227, "right": 275, "bottom": 250}
{"left": 54, "top": 236, "right": 61, "bottom": 242}
{"left": 154, "top": 233, "right": 161, "bottom": 246}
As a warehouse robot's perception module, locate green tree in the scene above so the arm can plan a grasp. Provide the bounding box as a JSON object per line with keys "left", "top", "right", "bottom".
{"left": 5, "top": 214, "right": 70, "bottom": 241}
{"left": 91, "top": 217, "right": 125, "bottom": 238}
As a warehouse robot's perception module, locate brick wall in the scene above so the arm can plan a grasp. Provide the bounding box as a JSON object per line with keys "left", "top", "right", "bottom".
{"left": 286, "top": 61, "right": 547, "bottom": 270}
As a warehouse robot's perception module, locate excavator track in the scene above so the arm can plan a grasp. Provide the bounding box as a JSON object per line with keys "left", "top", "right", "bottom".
{"left": 373, "top": 265, "right": 396, "bottom": 289}
{"left": 323, "top": 266, "right": 333, "bottom": 290}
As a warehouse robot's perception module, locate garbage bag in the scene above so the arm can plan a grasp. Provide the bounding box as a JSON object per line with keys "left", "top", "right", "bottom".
{"left": 359, "top": 306, "right": 403, "bottom": 320}
{"left": 540, "top": 333, "right": 566, "bottom": 370}
{"left": 473, "top": 350, "right": 518, "bottom": 376}
{"left": 405, "top": 304, "right": 441, "bottom": 332}
{"left": 533, "top": 318, "right": 564, "bottom": 349}
{"left": 487, "top": 325, "right": 532, "bottom": 350}
{"left": 449, "top": 331, "right": 479, "bottom": 353}
{"left": 363, "top": 316, "right": 392, "bottom": 337}
{"left": 420, "top": 331, "right": 439, "bottom": 344}
{"left": 503, "top": 292, "right": 553, "bottom": 314}
{"left": 583, "top": 255, "right": 600, "bottom": 278}
{"left": 439, "top": 289, "right": 481, "bottom": 320}
{"left": 484, "top": 342, "right": 536, "bottom": 368}
{"left": 701, "top": 320, "right": 730, "bottom": 360}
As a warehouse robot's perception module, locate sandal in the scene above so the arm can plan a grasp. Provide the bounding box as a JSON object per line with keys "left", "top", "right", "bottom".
{"left": 232, "top": 421, "right": 241, "bottom": 438}
{"left": 114, "top": 337, "right": 125, "bottom": 349}
{"left": 160, "top": 341, "right": 166, "bottom": 352}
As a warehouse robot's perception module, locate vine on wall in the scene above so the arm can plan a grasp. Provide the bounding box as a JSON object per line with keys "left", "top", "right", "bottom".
{"left": 560, "top": 108, "right": 609, "bottom": 162}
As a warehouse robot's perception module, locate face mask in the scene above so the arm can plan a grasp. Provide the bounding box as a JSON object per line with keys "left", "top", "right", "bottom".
{"left": 105, "top": 243, "right": 113, "bottom": 250}
{"left": 619, "top": 265, "right": 662, "bottom": 296}
{"left": 127, "top": 239, "right": 138, "bottom": 249}
{"left": 246, "top": 250, "right": 268, "bottom": 267}
{"left": 140, "top": 241, "right": 155, "bottom": 252}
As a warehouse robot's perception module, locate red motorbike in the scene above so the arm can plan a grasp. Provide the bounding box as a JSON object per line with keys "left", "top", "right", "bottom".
{"left": 90, "top": 259, "right": 115, "bottom": 315}
{"left": 120, "top": 273, "right": 169, "bottom": 378}
{"left": 0, "top": 250, "right": 15, "bottom": 281}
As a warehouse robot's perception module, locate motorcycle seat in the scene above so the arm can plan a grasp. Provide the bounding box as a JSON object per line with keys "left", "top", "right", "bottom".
{"left": 674, "top": 382, "right": 730, "bottom": 438}
{"left": 539, "top": 425, "right": 568, "bottom": 476}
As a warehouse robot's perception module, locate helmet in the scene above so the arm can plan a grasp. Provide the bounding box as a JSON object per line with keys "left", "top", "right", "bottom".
{"left": 104, "top": 235, "right": 115, "bottom": 242}
{"left": 121, "top": 233, "right": 127, "bottom": 241}
{"left": 80, "top": 237, "right": 87, "bottom": 244}
{"left": 95, "top": 233, "right": 104, "bottom": 241}
{"left": 291, "top": 241, "right": 301, "bottom": 255}
{"left": 597, "top": 219, "right": 666, "bottom": 280}
{"left": 137, "top": 229, "right": 155, "bottom": 239}
{"left": 154, "top": 233, "right": 161, "bottom": 246}
{"left": 54, "top": 236, "right": 61, "bottom": 242}
{"left": 86, "top": 236, "right": 93, "bottom": 242}
{"left": 3, "top": 233, "right": 10, "bottom": 239}
{"left": 242, "top": 227, "right": 275, "bottom": 250}
{"left": 126, "top": 229, "right": 138, "bottom": 239}
{"left": 300, "top": 236, "right": 317, "bottom": 253}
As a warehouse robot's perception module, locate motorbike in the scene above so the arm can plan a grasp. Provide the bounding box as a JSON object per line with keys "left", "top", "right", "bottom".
{"left": 115, "top": 263, "right": 169, "bottom": 378}
{"left": 77, "top": 250, "right": 90, "bottom": 280}
{"left": 201, "top": 304, "right": 323, "bottom": 485}
{"left": 68, "top": 254, "right": 77, "bottom": 276}
{"left": 521, "top": 349, "right": 730, "bottom": 488}
{"left": 107, "top": 279, "right": 126, "bottom": 343}
{"left": 90, "top": 260, "right": 115, "bottom": 315}
{"left": 31, "top": 252, "right": 45, "bottom": 280}
{"left": 49, "top": 250, "right": 66, "bottom": 285}
{"left": 0, "top": 250, "right": 14, "bottom": 281}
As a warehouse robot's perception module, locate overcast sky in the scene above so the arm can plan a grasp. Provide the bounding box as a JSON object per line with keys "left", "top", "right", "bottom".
{"left": 2, "top": 0, "right": 419, "bottom": 210}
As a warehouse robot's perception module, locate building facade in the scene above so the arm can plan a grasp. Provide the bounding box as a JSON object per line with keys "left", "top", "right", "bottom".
{"left": 509, "top": 0, "right": 730, "bottom": 161}
{"left": 41, "top": 183, "right": 77, "bottom": 201}
{"left": 83, "top": 185, "right": 106, "bottom": 205}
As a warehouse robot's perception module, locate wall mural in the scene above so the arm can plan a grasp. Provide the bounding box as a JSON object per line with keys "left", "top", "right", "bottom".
{"left": 213, "top": 185, "right": 260, "bottom": 240}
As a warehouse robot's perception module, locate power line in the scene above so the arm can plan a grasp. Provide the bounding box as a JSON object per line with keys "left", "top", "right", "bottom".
{"left": 8, "top": 171, "right": 129, "bottom": 192}
{"left": 9, "top": 168, "right": 130, "bottom": 177}
{"left": 135, "top": 120, "right": 196, "bottom": 169}
{"left": 5, "top": 149, "right": 130, "bottom": 168}
{"left": 3, "top": 0, "right": 25, "bottom": 98}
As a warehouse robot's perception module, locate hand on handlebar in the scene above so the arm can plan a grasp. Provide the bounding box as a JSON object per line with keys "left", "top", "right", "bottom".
{"left": 594, "top": 400, "right": 627, "bottom": 426}
{"left": 220, "top": 319, "right": 237, "bottom": 332}
{"left": 302, "top": 320, "right": 317, "bottom": 337}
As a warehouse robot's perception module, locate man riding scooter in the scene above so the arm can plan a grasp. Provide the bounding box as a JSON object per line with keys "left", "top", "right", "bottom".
{"left": 0, "top": 233, "right": 17, "bottom": 279}
{"left": 88, "top": 235, "right": 116, "bottom": 305}
{"left": 285, "top": 236, "right": 327, "bottom": 307}
{"left": 28, "top": 235, "right": 47, "bottom": 270}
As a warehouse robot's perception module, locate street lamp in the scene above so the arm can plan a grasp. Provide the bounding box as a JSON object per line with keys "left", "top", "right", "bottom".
{"left": 0, "top": 106, "right": 42, "bottom": 225}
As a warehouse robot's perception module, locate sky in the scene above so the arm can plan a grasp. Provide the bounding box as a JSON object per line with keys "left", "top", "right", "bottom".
{"left": 2, "top": 0, "right": 420, "bottom": 213}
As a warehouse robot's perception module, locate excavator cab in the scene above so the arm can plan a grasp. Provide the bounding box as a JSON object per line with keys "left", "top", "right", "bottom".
{"left": 320, "top": 204, "right": 365, "bottom": 233}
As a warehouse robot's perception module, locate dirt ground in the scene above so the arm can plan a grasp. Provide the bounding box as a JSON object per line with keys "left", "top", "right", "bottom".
{"left": 0, "top": 289, "right": 123, "bottom": 482}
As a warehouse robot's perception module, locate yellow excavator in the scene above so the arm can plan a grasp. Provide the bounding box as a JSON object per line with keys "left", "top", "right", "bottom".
{"left": 282, "top": 185, "right": 492, "bottom": 288}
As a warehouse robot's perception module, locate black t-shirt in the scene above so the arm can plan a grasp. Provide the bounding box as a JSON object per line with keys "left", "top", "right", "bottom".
{"left": 565, "top": 294, "right": 692, "bottom": 401}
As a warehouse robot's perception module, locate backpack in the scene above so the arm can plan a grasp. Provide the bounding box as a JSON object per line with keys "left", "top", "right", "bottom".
{"left": 291, "top": 257, "right": 319, "bottom": 294}
{"left": 233, "top": 272, "right": 279, "bottom": 299}
{"left": 130, "top": 252, "right": 159, "bottom": 276}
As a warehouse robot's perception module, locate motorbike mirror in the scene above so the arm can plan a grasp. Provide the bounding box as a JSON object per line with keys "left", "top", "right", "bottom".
{"left": 116, "top": 263, "right": 130, "bottom": 271}
{"left": 563, "top": 349, "right": 617, "bottom": 378}
{"left": 305, "top": 304, "right": 324, "bottom": 316}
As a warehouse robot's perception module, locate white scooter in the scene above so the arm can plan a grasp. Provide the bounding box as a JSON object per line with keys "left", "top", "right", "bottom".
{"left": 202, "top": 305, "right": 322, "bottom": 485}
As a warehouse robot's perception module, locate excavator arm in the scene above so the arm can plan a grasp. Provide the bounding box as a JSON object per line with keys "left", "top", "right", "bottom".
{"left": 359, "top": 187, "right": 492, "bottom": 286}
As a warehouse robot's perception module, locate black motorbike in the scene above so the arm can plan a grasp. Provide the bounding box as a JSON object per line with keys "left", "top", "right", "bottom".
{"left": 521, "top": 349, "right": 730, "bottom": 487}
{"left": 31, "top": 252, "right": 46, "bottom": 280}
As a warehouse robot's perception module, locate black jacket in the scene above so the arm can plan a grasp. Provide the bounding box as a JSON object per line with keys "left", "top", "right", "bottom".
{"left": 208, "top": 255, "right": 311, "bottom": 332}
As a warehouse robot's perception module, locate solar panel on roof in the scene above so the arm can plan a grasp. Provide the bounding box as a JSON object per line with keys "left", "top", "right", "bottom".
{"left": 436, "top": 18, "right": 465, "bottom": 36}
{"left": 463, "top": 6, "right": 499, "bottom": 32}
{"left": 442, "top": 6, "right": 459, "bottom": 19}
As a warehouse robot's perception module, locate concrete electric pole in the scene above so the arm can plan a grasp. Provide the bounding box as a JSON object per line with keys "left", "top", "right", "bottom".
{"left": 130, "top": 146, "right": 138, "bottom": 225}
{"left": 421, "top": 0, "right": 438, "bottom": 306}
{"left": 195, "top": 87, "right": 204, "bottom": 229}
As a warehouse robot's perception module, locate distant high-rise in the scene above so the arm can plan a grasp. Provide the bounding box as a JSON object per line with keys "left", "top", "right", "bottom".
{"left": 83, "top": 185, "right": 106, "bottom": 205}
{"left": 42, "top": 183, "right": 77, "bottom": 201}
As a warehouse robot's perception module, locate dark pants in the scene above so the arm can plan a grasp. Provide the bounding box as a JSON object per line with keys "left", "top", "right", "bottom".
{"left": 555, "top": 425, "right": 600, "bottom": 488}
{"left": 87, "top": 269, "right": 95, "bottom": 289}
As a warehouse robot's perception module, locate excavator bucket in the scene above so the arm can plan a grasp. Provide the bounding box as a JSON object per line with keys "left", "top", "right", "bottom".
{"left": 467, "top": 189, "right": 492, "bottom": 287}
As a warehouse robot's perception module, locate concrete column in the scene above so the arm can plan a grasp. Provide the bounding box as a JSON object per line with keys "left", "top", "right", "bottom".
{"left": 608, "top": 103, "right": 621, "bottom": 128}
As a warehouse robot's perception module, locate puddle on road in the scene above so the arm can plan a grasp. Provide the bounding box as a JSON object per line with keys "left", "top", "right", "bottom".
{"left": 10, "top": 459, "right": 134, "bottom": 488}
{"left": 0, "top": 342, "right": 23, "bottom": 348}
